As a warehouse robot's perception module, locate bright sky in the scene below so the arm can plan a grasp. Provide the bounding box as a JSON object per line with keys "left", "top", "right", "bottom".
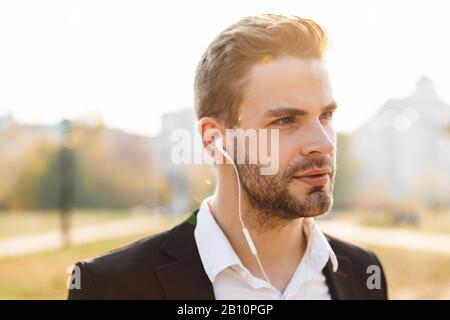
{"left": 0, "top": 0, "right": 449, "bottom": 137}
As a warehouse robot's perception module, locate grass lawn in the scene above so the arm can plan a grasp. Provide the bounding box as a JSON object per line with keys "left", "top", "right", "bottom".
{"left": 0, "top": 232, "right": 151, "bottom": 299}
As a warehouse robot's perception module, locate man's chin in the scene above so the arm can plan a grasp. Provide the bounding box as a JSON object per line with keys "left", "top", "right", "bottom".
{"left": 287, "top": 189, "right": 333, "bottom": 218}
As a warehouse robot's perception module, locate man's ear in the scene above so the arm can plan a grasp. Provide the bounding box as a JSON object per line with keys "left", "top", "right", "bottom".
{"left": 197, "top": 117, "right": 223, "bottom": 160}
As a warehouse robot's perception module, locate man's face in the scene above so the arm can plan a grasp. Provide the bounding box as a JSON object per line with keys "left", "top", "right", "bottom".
{"left": 235, "top": 56, "right": 337, "bottom": 220}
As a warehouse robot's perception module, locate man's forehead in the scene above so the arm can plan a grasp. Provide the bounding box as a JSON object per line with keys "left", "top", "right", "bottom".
{"left": 240, "top": 57, "right": 333, "bottom": 113}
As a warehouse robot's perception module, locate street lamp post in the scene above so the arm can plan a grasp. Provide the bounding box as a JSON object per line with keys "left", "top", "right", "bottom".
{"left": 59, "top": 120, "right": 74, "bottom": 247}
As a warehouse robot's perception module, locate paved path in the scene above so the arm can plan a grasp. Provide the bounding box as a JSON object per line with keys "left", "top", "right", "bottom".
{"left": 319, "top": 220, "right": 450, "bottom": 255}
{"left": 0, "top": 215, "right": 182, "bottom": 258}
{"left": 1, "top": 216, "right": 449, "bottom": 258}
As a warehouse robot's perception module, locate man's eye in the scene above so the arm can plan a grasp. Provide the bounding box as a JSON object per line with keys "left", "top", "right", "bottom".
{"left": 320, "top": 111, "right": 334, "bottom": 120}
{"left": 270, "top": 116, "right": 295, "bottom": 126}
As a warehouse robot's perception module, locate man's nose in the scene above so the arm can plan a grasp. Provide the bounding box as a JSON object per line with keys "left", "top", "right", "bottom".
{"left": 300, "top": 120, "right": 336, "bottom": 157}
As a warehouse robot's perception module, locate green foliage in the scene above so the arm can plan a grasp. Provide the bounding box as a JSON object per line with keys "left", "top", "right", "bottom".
{"left": 5, "top": 123, "right": 170, "bottom": 209}
{"left": 7, "top": 139, "right": 59, "bottom": 209}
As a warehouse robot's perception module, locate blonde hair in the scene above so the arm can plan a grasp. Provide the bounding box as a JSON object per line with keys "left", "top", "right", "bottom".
{"left": 194, "top": 14, "right": 328, "bottom": 127}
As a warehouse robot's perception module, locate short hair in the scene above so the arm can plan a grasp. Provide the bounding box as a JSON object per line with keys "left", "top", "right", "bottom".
{"left": 194, "top": 14, "right": 328, "bottom": 127}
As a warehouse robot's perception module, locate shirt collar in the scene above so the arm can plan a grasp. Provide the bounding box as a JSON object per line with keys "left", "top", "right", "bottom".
{"left": 194, "top": 196, "right": 338, "bottom": 284}
{"left": 303, "top": 217, "right": 339, "bottom": 272}
{"left": 194, "top": 196, "right": 242, "bottom": 283}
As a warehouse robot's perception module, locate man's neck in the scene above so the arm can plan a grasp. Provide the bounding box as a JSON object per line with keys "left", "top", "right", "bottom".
{"left": 208, "top": 189, "right": 308, "bottom": 293}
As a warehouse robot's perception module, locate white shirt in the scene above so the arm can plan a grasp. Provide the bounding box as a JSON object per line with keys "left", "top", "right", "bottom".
{"left": 194, "top": 196, "right": 338, "bottom": 300}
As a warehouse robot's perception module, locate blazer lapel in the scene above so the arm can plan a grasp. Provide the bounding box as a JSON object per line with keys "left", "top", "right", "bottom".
{"left": 155, "top": 210, "right": 215, "bottom": 300}
{"left": 323, "top": 254, "right": 357, "bottom": 300}
{"left": 154, "top": 210, "right": 357, "bottom": 300}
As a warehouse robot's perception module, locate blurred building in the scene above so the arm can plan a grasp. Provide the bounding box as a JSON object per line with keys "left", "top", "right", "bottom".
{"left": 152, "top": 108, "right": 197, "bottom": 214}
{"left": 0, "top": 115, "right": 61, "bottom": 159}
{"left": 351, "top": 77, "right": 450, "bottom": 208}
{"left": 0, "top": 113, "right": 14, "bottom": 130}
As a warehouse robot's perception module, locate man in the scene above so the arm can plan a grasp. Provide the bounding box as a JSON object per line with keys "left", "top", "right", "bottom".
{"left": 68, "top": 14, "right": 387, "bottom": 300}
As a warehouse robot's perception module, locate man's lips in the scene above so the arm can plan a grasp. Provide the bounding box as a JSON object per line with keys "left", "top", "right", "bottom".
{"left": 292, "top": 168, "right": 331, "bottom": 187}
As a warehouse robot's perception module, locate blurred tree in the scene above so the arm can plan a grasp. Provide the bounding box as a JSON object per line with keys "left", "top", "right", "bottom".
{"left": 5, "top": 121, "right": 170, "bottom": 210}
{"left": 70, "top": 123, "right": 169, "bottom": 208}
{"left": 7, "top": 138, "right": 59, "bottom": 209}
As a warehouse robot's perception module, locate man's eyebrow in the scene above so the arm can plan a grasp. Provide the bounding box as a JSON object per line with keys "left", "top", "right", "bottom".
{"left": 322, "top": 102, "right": 338, "bottom": 113}
{"left": 262, "top": 102, "right": 338, "bottom": 118}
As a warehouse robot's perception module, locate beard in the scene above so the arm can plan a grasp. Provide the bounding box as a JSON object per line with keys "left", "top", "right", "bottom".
{"left": 236, "top": 155, "right": 336, "bottom": 224}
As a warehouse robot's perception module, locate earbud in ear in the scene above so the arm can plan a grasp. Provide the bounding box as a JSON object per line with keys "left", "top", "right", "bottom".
{"left": 214, "top": 136, "right": 223, "bottom": 149}
{"left": 214, "top": 136, "right": 234, "bottom": 163}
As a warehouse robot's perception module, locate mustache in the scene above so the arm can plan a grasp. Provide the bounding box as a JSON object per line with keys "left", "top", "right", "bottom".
{"left": 284, "top": 156, "right": 335, "bottom": 179}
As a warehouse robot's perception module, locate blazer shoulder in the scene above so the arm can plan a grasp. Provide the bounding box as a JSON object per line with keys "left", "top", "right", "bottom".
{"left": 85, "top": 227, "right": 171, "bottom": 267}
{"left": 68, "top": 226, "right": 175, "bottom": 299}
{"left": 326, "top": 234, "right": 388, "bottom": 299}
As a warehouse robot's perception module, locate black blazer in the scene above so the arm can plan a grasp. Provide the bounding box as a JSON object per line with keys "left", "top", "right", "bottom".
{"left": 68, "top": 210, "right": 388, "bottom": 300}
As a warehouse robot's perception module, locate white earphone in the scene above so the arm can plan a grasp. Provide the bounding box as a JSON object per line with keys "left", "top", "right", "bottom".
{"left": 214, "top": 136, "right": 234, "bottom": 163}
{"left": 213, "top": 136, "right": 271, "bottom": 285}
